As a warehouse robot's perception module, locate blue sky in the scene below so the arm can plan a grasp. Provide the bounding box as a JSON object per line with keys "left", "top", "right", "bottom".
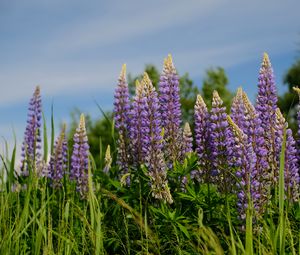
{"left": 0, "top": 0, "right": 300, "bottom": 153}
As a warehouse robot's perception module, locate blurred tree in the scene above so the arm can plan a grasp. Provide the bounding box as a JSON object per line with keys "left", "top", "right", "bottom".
{"left": 278, "top": 59, "right": 300, "bottom": 133}
{"left": 202, "top": 67, "right": 233, "bottom": 111}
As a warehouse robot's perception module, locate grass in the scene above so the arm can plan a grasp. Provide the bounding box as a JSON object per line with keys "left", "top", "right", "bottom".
{"left": 0, "top": 118, "right": 299, "bottom": 254}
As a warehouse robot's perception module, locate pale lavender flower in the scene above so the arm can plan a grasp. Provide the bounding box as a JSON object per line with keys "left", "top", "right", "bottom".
{"left": 242, "top": 92, "right": 270, "bottom": 215}
{"left": 48, "top": 124, "right": 68, "bottom": 188}
{"left": 129, "top": 80, "right": 148, "bottom": 165}
{"left": 114, "top": 64, "right": 131, "bottom": 172}
{"left": 209, "top": 91, "right": 233, "bottom": 191}
{"left": 227, "top": 116, "right": 258, "bottom": 220}
{"left": 255, "top": 53, "right": 278, "bottom": 184}
{"left": 275, "top": 108, "right": 299, "bottom": 201}
{"left": 141, "top": 73, "right": 173, "bottom": 204}
{"left": 194, "top": 94, "right": 210, "bottom": 182}
{"left": 159, "top": 55, "right": 182, "bottom": 162}
{"left": 70, "top": 114, "right": 90, "bottom": 198}
{"left": 182, "top": 122, "right": 193, "bottom": 156}
{"left": 20, "top": 86, "right": 42, "bottom": 175}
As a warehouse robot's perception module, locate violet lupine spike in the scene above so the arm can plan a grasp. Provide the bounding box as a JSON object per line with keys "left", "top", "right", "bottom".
{"left": 209, "top": 90, "right": 233, "bottom": 191}
{"left": 182, "top": 122, "right": 193, "bottom": 155}
{"left": 227, "top": 116, "right": 257, "bottom": 220}
{"left": 159, "top": 54, "right": 182, "bottom": 162}
{"left": 129, "top": 80, "right": 147, "bottom": 165}
{"left": 194, "top": 94, "right": 210, "bottom": 182}
{"left": 20, "top": 86, "right": 42, "bottom": 175}
{"left": 275, "top": 108, "right": 300, "bottom": 201}
{"left": 293, "top": 87, "right": 300, "bottom": 161}
{"left": 70, "top": 114, "right": 90, "bottom": 198}
{"left": 141, "top": 72, "right": 173, "bottom": 204}
{"left": 255, "top": 53, "right": 278, "bottom": 185}
{"left": 242, "top": 92, "right": 270, "bottom": 215}
{"left": 48, "top": 124, "right": 68, "bottom": 188}
{"left": 114, "top": 64, "right": 131, "bottom": 173}
{"left": 230, "top": 87, "right": 246, "bottom": 129}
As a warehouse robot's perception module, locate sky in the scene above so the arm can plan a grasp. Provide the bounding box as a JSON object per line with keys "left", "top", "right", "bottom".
{"left": 0, "top": 0, "right": 300, "bottom": 154}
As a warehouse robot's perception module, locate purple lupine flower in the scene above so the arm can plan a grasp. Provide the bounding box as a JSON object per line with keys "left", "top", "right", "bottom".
{"left": 293, "top": 87, "right": 300, "bottom": 161}
{"left": 255, "top": 53, "right": 278, "bottom": 184}
{"left": 209, "top": 90, "right": 233, "bottom": 191}
{"left": 231, "top": 87, "right": 246, "bottom": 129}
{"left": 242, "top": 92, "right": 270, "bottom": 215}
{"left": 159, "top": 55, "right": 182, "bottom": 162}
{"left": 114, "top": 64, "right": 131, "bottom": 173}
{"left": 182, "top": 122, "right": 193, "bottom": 156}
{"left": 48, "top": 124, "right": 68, "bottom": 188}
{"left": 227, "top": 116, "right": 257, "bottom": 220}
{"left": 20, "top": 86, "right": 42, "bottom": 175}
{"left": 70, "top": 114, "right": 90, "bottom": 198}
{"left": 275, "top": 108, "right": 299, "bottom": 201}
{"left": 285, "top": 129, "right": 300, "bottom": 201}
{"left": 129, "top": 80, "right": 148, "bottom": 165}
{"left": 194, "top": 94, "right": 210, "bottom": 182}
{"left": 141, "top": 73, "right": 173, "bottom": 204}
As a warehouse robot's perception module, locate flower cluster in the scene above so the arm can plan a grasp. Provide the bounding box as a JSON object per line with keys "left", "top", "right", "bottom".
{"left": 48, "top": 124, "right": 68, "bottom": 188}
{"left": 70, "top": 114, "right": 90, "bottom": 198}
{"left": 20, "top": 86, "right": 42, "bottom": 175}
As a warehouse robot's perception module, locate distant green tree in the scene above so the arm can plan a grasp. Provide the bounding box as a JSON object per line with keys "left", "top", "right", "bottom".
{"left": 278, "top": 59, "right": 300, "bottom": 133}
{"left": 201, "top": 67, "right": 233, "bottom": 111}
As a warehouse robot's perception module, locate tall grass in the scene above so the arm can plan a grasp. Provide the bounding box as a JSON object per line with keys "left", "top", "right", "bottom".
{"left": 0, "top": 112, "right": 299, "bottom": 254}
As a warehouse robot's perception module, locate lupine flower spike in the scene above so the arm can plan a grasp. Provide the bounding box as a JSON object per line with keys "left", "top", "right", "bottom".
{"left": 114, "top": 64, "right": 131, "bottom": 174}
{"left": 194, "top": 94, "right": 210, "bottom": 182}
{"left": 242, "top": 91, "right": 269, "bottom": 215}
{"left": 255, "top": 53, "right": 278, "bottom": 185}
{"left": 275, "top": 108, "right": 299, "bottom": 201}
{"left": 293, "top": 86, "right": 300, "bottom": 161}
{"left": 20, "top": 86, "right": 42, "bottom": 176}
{"left": 48, "top": 124, "right": 68, "bottom": 188}
{"left": 141, "top": 73, "right": 173, "bottom": 204}
{"left": 227, "top": 116, "right": 257, "bottom": 220}
{"left": 70, "top": 114, "right": 90, "bottom": 198}
{"left": 182, "top": 122, "right": 193, "bottom": 156}
{"left": 209, "top": 90, "right": 232, "bottom": 191}
{"left": 129, "top": 79, "right": 147, "bottom": 165}
{"left": 159, "top": 54, "right": 182, "bottom": 162}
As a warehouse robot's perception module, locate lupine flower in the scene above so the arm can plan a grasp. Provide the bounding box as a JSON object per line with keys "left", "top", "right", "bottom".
{"left": 293, "top": 87, "right": 300, "bottom": 160}
{"left": 255, "top": 53, "right": 278, "bottom": 184}
{"left": 20, "top": 86, "right": 42, "bottom": 176}
{"left": 182, "top": 122, "right": 193, "bottom": 156}
{"left": 114, "top": 64, "right": 131, "bottom": 173}
{"left": 242, "top": 92, "right": 270, "bottom": 215}
{"left": 194, "top": 94, "right": 210, "bottom": 182}
{"left": 230, "top": 87, "right": 245, "bottom": 129}
{"left": 48, "top": 124, "right": 68, "bottom": 188}
{"left": 159, "top": 54, "right": 182, "bottom": 162}
{"left": 275, "top": 108, "right": 299, "bottom": 201}
{"left": 209, "top": 90, "right": 233, "bottom": 191}
{"left": 103, "top": 145, "right": 112, "bottom": 174}
{"left": 141, "top": 73, "right": 173, "bottom": 204}
{"left": 129, "top": 80, "right": 147, "bottom": 165}
{"left": 227, "top": 116, "right": 257, "bottom": 220}
{"left": 70, "top": 114, "right": 90, "bottom": 198}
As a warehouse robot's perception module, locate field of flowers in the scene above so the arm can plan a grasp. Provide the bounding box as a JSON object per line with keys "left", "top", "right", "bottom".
{"left": 0, "top": 53, "right": 299, "bottom": 254}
